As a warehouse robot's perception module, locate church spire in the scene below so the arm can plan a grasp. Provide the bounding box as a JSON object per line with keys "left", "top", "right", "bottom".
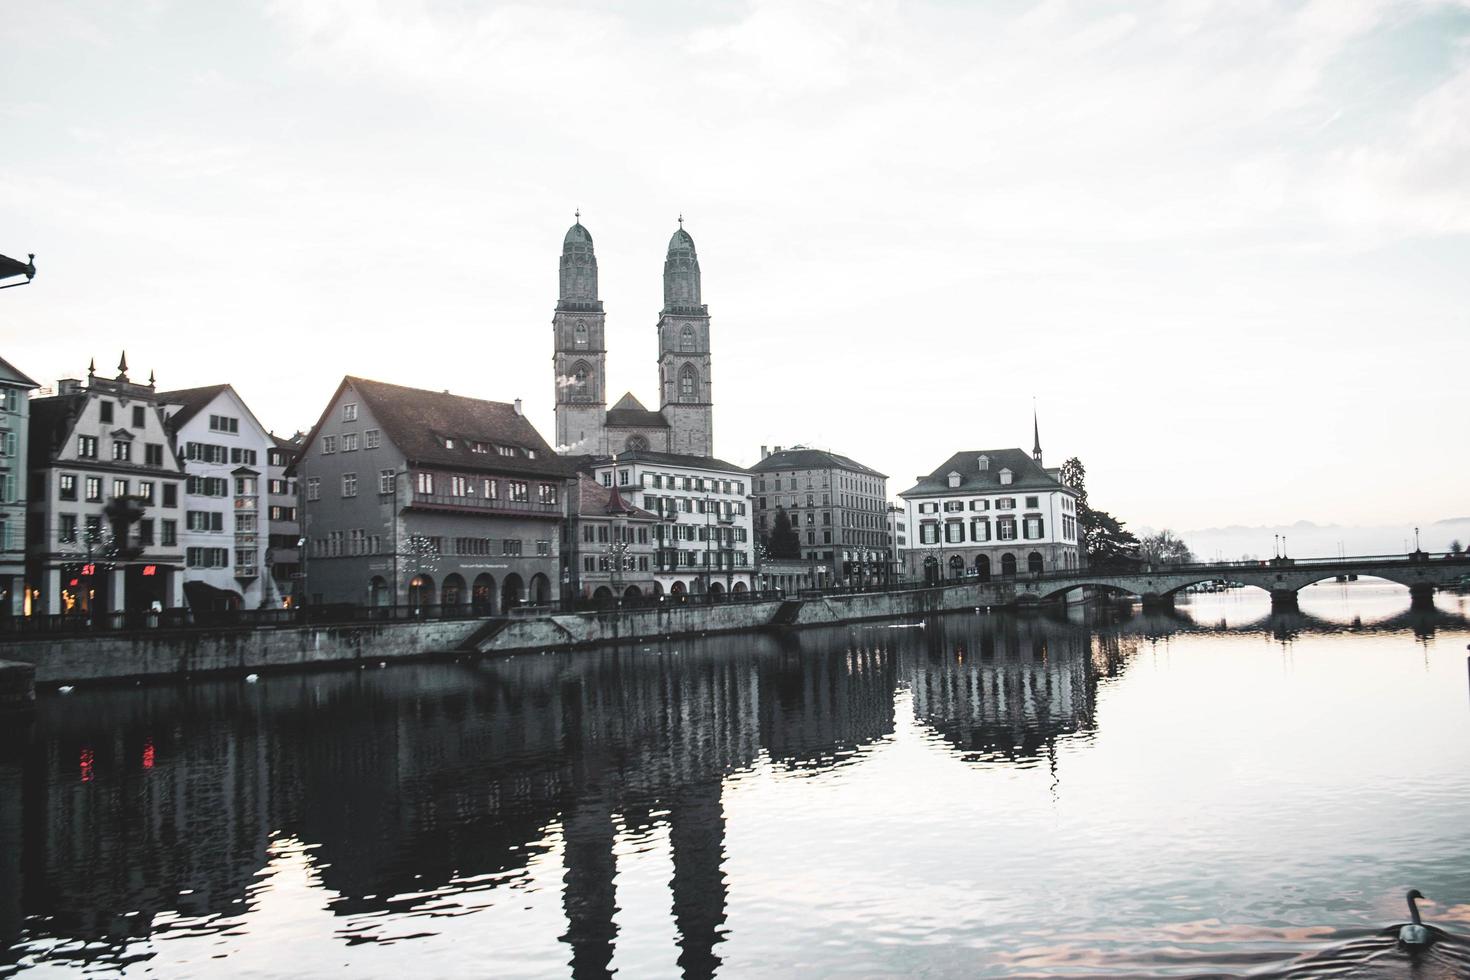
{"left": 1032, "top": 402, "right": 1043, "bottom": 465}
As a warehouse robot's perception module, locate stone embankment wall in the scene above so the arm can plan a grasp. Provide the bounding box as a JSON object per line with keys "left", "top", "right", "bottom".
{"left": 0, "top": 581, "right": 1015, "bottom": 686}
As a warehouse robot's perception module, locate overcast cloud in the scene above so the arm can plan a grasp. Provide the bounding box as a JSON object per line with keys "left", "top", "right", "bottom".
{"left": 4, "top": 0, "right": 1468, "bottom": 541}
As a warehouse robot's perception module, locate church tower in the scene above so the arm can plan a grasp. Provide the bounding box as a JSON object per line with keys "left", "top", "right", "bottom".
{"left": 553, "top": 215, "right": 608, "bottom": 454}
{"left": 657, "top": 218, "right": 713, "bottom": 456}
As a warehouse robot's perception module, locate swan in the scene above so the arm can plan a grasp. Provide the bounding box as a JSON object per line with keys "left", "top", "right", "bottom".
{"left": 1399, "top": 889, "right": 1431, "bottom": 946}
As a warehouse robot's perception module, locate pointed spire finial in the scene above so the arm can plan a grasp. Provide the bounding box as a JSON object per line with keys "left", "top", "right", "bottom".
{"left": 574, "top": 207, "right": 580, "bottom": 223}
{"left": 678, "top": 213, "right": 684, "bottom": 229}
{"left": 148, "top": 369, "right": 156, "bottom": 387}
{"left": 117, "top": 351, "right": 129, "bottom": 377}
{"left": 87, "top": 357, "right": 96, "bottom": 376}
{"left": 1032, "top": 399, "right": 1043, "bottom": 464}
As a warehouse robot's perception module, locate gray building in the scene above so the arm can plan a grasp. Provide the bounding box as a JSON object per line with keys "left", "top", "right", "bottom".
{"left": 0, "top": 355, "right": 39, "bottom": 616}
{"left": 749, "top": 446, "right": 891, "bottom": 587}
{"left": 553, "top": 216, "right": 716, "bottom": 457}
{"left": 296, "top": 376, "right": 573, "bottom": 610}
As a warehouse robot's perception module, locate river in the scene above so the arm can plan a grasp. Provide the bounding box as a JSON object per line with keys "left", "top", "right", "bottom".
{"left": 3, "top": 579, "right": 1469, "bottom": 977}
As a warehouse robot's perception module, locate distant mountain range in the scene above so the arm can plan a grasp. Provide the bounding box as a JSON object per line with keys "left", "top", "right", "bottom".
{"left": 1136, "top": 518, "right": 1470, "bottom": 561}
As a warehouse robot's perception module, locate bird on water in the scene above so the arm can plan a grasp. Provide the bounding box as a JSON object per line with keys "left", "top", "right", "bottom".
{"left": 1399, "top": 889, "right": 1431, "bottom": 946}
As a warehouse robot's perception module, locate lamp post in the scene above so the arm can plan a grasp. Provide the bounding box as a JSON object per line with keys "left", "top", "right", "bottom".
{"left": 0, "top": 253, "right": 36, "bottom": 290}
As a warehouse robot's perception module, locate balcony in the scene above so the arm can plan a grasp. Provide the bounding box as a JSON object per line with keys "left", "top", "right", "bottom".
{"left": 409, "top": 491, "right": 560, "bottom": 518}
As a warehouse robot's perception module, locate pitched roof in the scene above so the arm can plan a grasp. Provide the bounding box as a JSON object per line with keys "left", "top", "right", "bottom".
{"left": 748, "top": 446, "right": 886, "bottom": 479}
{"left": 588, "top": 448, "right": 749, "bottom": 475}
{"left": 574, "top": 474, "right": 658, "bottom": 520}
{"left": 0, "top": 355, "right": 38, "bottom": 388}
{"left": 155, "top": 384, "right": 232, "bottom": 430}
{"left": 329, "top": 376, "right": 572, "bottom": 479}
{"left": 27, "top": 393, "right": 84, "bottom": 467}
{"left": 898, "top": 448, "right": 1071, "bottom": 498}
{"left": 605, "top": 391, "right": 669, "bottom": 429}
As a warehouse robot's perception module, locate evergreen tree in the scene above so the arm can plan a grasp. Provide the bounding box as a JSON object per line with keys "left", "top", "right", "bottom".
{"left": 769, "top": 507, "right": 801, "bottom": 559}
{"left": 1062, "top": 456, "right": 1141, "bottom": 567}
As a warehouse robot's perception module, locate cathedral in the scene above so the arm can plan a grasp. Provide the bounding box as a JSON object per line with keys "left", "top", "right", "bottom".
{"left": 552, "top": 215, "right": 715, "bottom": 457}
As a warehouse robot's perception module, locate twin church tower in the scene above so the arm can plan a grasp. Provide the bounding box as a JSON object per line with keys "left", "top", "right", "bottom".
{"left": 552, "top": 215, "right": 715, "bottom": 457}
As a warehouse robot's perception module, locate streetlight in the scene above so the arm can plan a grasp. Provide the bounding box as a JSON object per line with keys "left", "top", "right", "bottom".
{"left": 0, "top": 253, "right": 36, "bottom": 290}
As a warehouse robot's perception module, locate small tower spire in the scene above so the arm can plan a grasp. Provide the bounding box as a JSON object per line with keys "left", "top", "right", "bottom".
{"left": 1032, "top": 401, "right": 1043, "bottom": 465}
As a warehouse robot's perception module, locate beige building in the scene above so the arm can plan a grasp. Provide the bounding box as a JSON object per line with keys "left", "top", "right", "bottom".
{"left": 564, "top": 474, "right": 660, "bottom": 602}
{"left": 750, "top": 446, "right": 890, "bottom": 587}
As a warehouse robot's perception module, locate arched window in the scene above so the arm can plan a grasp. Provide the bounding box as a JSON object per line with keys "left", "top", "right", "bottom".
{"left": 625, "top": 434, "right": 649, "bottom": 452}
{"left": 680, "top": 325, "right": 695, "bottom": 352}
{"left": 570, "top": 361, "right": 592, "bottom": 401}
{"left": 574, "top": 321, "right": 588, "bottom": 349}
{"left": 678, "top": 364, "right": 698, "bottom": 402}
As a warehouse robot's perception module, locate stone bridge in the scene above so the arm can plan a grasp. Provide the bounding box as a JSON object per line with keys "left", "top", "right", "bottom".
{"left": 999, "top": 552, "right": 1470, "bottom": 609}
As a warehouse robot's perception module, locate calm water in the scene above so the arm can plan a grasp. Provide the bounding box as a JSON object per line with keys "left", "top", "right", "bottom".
{"left": 3, "top": 580, "right": 1470, "bottom": 978}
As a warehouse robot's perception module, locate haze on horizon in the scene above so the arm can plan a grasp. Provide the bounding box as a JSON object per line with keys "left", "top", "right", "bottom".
{"left": 4, "top": 0, "right": 1468, "bottom": 537}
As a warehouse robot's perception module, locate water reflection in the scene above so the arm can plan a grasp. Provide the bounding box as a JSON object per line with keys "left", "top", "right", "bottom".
{"left": 907, "top": 614, "right": 1101, "bottom": 765}
{"left": 3, "top": 585, "right": 1468, "bottom": 977}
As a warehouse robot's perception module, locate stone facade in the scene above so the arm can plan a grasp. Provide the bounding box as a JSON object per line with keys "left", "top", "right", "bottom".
{"left": 750, "top": 446, "right": 891, "bottom": 587}
{"left": 552, "top": 218, "right": 716, "bottom": 458}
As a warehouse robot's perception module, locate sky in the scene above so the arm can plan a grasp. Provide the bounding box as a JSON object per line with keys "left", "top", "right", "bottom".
{"left": 3, "top": 0, "right": 1468, "bottom": 545}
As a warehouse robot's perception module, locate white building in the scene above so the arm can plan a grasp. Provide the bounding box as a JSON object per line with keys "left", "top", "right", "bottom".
{"left": 899, "top": 446, "right": 1081, "bottom": 584}
{"left": 587, "top": 450, "right": 754, "bottom": 596}
{"left": 158, "top": 385, "right": 278, "bottom": 609}
{"left": 26, "top": 357, "right": 186, "bottom": 616}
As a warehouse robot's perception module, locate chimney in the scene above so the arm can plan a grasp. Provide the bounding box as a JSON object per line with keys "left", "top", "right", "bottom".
{"left": 57, "top": 378, "right": 82, "bottom": 395}
{"left": 760, "top": 445, "right": 768, "bottom": 459}
{"left": 513, "top": 398, "right": 523, "bottom": 416}
{"left": 774, "top": 445, "right": 782, "bottom": 454}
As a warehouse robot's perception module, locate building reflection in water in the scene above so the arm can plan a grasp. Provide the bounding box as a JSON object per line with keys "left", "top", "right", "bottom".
{"left": 1, "top": 628, "right": 900, "bottom": 979}
{"left": 8, "top": 600, "right": 1444, "bottom": 976}
{"left": 903, "top": 613, "right": 1102, "bottom": 765}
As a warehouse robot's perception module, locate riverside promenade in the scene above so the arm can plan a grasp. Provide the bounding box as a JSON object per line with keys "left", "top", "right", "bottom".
{"left": 0, "top": 584, "right": 978, "bottom": 686}
{"left": 3, "top": 552, "right": 1464, "bottom": 686}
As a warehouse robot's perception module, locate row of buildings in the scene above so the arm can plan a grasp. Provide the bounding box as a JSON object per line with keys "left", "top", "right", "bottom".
{"left": 0, "top": 217, "right": 1083, "bottom": 618}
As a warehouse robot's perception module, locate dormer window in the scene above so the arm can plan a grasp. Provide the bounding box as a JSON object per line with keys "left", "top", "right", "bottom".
{"left": 947, "top": 471, "right": 962, "bottom": 488}
{"left": 999, "top": 468, "right": 1013, "bottom": 485}
{"left": 497, "top": 445, "right": 515, "bottom": 457}
{"left": 444, "top": 437, "right": 455, "bottom": 449}
{"left": 977, "top": 455, "right": 989, "bottom": 471}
